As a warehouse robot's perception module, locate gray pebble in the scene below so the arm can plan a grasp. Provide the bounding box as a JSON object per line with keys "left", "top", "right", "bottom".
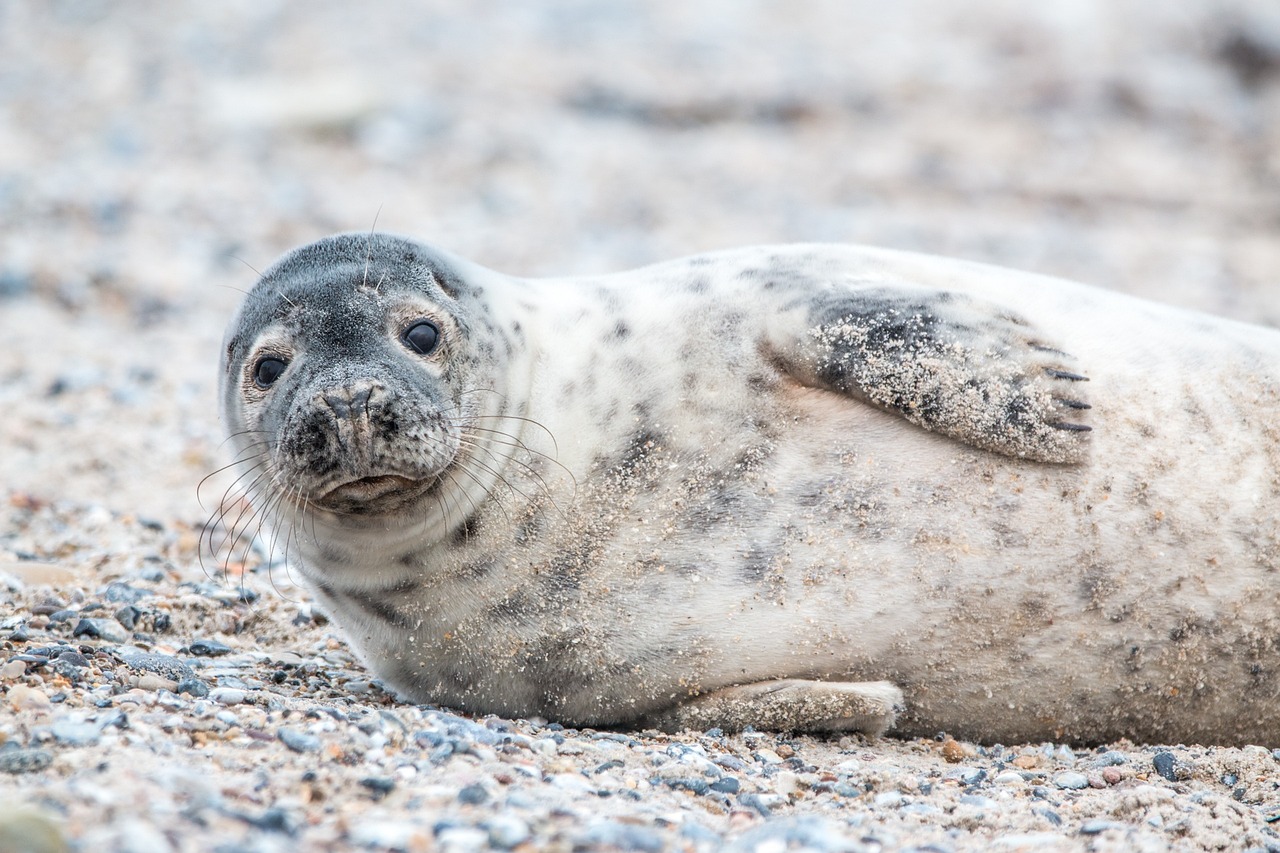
{"left": 102, "top": 582, "right": 149, "bottom": 604}
{"left": 577, "top": 820, "right": 666, "bottom": 852}
{"left": 71, "top": 617, "right": 127, "bottom": 643}
{"left": 1090, "top": 751, "right": 1128, "bottom": 768}
{"left": 457, "top": 783, "right": 489, "bottom": 805}
{"left": 209, "top": 687, "right": 247, "bottom": 706}
{"left": 0, "top": 748, "right": 53, "bottom": 774}
{"left": 188, "top": 639, "right": 233, "bottom": 657}
{"left": 953, "top": 768, "right": 986, "bottom": 786}
{"left": 661, "top": 777, "right": 710, "bottom": 796}
{"left": 1053, "top": 772, "right": 1089, "bottom": 790}
{"left": 277, "top": 727, "right": 320, "bottom": 753}
{"left": 959, "top": 794, "right": 999, "bottom": 809}
{"left": 709, "top": 776, "right": 740, "bottom": 794}
{"left": 50, "top": 718, "right": 100, "bottom": 747}
{"left": 176, "top": 678, "right": 210, "bottom": 698}
{"left": 124, "top": 653, "right": 196, "bottom": 682}
{"left": 1152, "top": 751, "right": 1180, "bottom": 782}
{"left": 486, "top": 815, "right": 530, "bottom": 848}
{"left": 1080, "top": 819, "right": 1125, "bottom": 835}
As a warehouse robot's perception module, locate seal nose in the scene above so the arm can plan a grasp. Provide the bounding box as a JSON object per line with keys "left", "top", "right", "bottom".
{"left": 321, "top": 384, "right": 375, "bottom": 420}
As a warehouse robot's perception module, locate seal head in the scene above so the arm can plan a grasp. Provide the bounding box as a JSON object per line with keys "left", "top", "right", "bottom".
{"left": 220, "top": 233, "right": 506, "bottom": 521}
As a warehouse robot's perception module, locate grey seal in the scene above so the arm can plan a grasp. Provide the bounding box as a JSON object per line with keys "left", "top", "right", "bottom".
{"left": 219, "top": 233, "right": 1280, "bottom": 746}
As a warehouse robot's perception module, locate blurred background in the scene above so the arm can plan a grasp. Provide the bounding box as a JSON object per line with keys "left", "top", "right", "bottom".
{"left": 1, "top": 0, "right": 1278, "bottom": 522}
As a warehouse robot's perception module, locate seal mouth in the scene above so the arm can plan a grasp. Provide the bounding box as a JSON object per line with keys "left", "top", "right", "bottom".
{"left": 313, "top": 474, "right": 436, "bottom": 514}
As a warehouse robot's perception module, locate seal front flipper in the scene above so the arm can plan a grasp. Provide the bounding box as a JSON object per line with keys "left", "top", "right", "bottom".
{"left": 642, "top": 679, "right": 904, "bottom": 736}
{"left": 772, "top": 286, "right": 1092, "bottom": 464}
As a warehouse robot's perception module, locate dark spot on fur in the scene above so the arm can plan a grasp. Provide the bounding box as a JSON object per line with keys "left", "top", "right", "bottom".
{"left": 335, "top": 587, "right": 413, "bottom": 629}
{"left": 738, "top": 542, "right": 775, "bottom": 583}
{"left": 610, "top": 320, "right": 631, "bottom": 340}
{"left": 451, "top": 510, "right": 484, "bottom": 545}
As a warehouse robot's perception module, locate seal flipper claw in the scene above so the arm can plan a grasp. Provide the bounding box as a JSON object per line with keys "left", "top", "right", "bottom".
{"left": 773, "top": 286, "right": 1093, "bottom": 464}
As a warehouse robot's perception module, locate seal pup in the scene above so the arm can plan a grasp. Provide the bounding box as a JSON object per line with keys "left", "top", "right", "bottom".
{"left": 220, "top": 234, "right": 1280, "bottom": 746}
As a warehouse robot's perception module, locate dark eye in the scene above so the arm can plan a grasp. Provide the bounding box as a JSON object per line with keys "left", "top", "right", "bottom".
{"left": 254, "top": 357, "right": 288, "bottom": 388}
{"left": 402, "top": 321, "right": 440, "bottom": 356}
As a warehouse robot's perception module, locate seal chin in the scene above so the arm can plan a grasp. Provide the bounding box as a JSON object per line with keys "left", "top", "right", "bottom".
{"left": 312, "top": 473, "right": 438, "bottom": 516}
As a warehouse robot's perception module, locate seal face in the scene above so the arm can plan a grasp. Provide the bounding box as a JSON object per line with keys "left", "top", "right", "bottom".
{"left": 220, "top": 234, "right": 1280, "bottom": 746}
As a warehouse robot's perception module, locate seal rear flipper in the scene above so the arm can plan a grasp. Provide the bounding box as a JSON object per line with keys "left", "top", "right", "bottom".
{"left": 641, "top": 679, "right": 904, "bottom": 736}
{"left": 772, "top": 286, "right": 1092, "bottom": 464}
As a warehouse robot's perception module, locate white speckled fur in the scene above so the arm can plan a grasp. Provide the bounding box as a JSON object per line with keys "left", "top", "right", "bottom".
{"left": 222, "top": 236, "right": 1280, "bottom": 746}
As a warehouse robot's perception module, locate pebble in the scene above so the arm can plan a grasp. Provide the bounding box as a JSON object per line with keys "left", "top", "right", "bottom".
{"left": 209, "top": 687, "right": 247, "bottom": 706}
{"left": 436, "top": 825, "right": 488, "bottom": 851}
{"left": 278, "top": 727, "right": 321, "bottom": 753}
{"left": 994, "top": 770, "right": 1025, "bottom": 785}
{"left": 0, "top": 747, "right": 54, "bottom": 774}
{"left": 709, "top": 776, "right": 740, "bottom": 794}
{"left": 0, "top": 807, "right": 69, "bottom": 853}
{"left": 1, "top": 660, "right": 25, "bottom": 679}
{"left": 6, "top": 684, "right": 51, "bottom": 711}
{"left": 1152, "top": 751, "right": 1180, "bottom": 782}
{"left": 457, "top": 783, "right": 489, "bottom": 805}
{"left": 188, "top": 639, "right": 233, "bottom": 657}
{"left": 125, "top": 653, "right": 194, "bottom": 680}
{"left": 71, "top": 617, "right": 128, "bottom": 643}
{"left": 349, "top": 819, "right": 425, "bottom": 849}
{"left": 1053, "top": 772, "right": 1089, "bottom": 790}
{"left": 577, "top": 820, "right": 666, "bottom": 852}
{"left": 175, "top": 679, "right": 210, "bottom": 698}
{"left": 136, "top": 674, "right": 178, "bottom": 692}
{"left": 102, "top": 582, "right": 149, "bottom": 603}
{"left": 1080, "top": 819, "right": 1126, "bottom": 835}
{"left": 50, "top": 717, "right": 101, "bottom": 746}
{"left": 485, "top": 815, "right": 531, "bottom": 848}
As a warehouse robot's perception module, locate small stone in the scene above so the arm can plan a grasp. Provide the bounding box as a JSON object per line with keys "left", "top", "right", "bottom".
{"left": 360, "top": 777, "right": 396, "bottom": 797}
{"left": 176, "top": 678, "right": 210, "bottom": 698}
{"left": 188, "top": 639, "right": 233, "bottom": 657}
{"left": 102, "top": 582, "right": 149, "bottom": 604}
{"left": 457, "top": 783, "right": 489, "bottom": 805}
{"left": 486, "top": 815, "right": 530, "bottom": 849}
{"left": 709, "top": 776, "right": 740, "bottom": 794}
{"left": 6, "top": 684, "right": 51, "bottom": 711}
{"left": 50, "top": 718, "right": 100, "bottom": 746}
{"left": 959, "top": 794, "right": 999, "bottom": 809}
{"left": 71, "top": 618, "right": 127, "bottom": 643}
{"left": 1, "top": 660, "right": 25, "bottom": 680}
{"left": 1152, "top": 751, "right": 1179, "bottom": 782}
{"left": 436, "top": 826, "right": 488, "bottom": 851}
{"left": 349, "top": 820, "right": 424, "bottom": 849}
{"left": 0, "top": 747, "right": 53, "bottom": 774}
{"left": 954, "top": 768, "right": 986, "bottom": 786}
{"left": 113, "top": 606, "right": 142, "bottom": 630}
{"left": 210, "top": 687, "right": 247, "bottom": 705}
{"left": 0, "top": 806, "right": 69, "bottom": 853}
{"left": 994, "top": 770, "right": 1025, "bottom": 785}
{"left": 1080, "top": 819, "right": 1125, "bottom": 835}
{"left": 941, "top": 736, "right": 971, "bottom": 763}
{"left": 1053, "top": 771, "right": 1089, "bottom": 790}
{"left": 124, "top": 653, "right": 196, "bottom": 682}
{"left": 135, "top": 674, "right": 178, "bottom": 692}
{"left": 1091, "top": 751, "right": 1127, "bottom": 768}
{"left": 753, "top": 748, "right": 782, "bottom": 764}
{"left": 577, "top": 820, "right": 666, "bottom": 852}
{"left": 662, "top": 777, "right": 710, "bottom": 796}
{"left": 874, "top": 791, "right": 906, "bottom": 807}
{"left": 1102, "top": 767, "right": 1123, "bottom": 785}
{"left": 278, "top": 727, "right": 320, "bottom": 753}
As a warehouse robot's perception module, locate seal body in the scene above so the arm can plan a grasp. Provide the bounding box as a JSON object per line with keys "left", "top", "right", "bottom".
{"left": 220, "top": 234, "right": 1280, "bottom": 746}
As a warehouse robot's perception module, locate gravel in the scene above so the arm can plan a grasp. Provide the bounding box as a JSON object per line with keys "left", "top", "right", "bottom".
{"left": 2, "top": 1, "right": 1279, "bottom": 851}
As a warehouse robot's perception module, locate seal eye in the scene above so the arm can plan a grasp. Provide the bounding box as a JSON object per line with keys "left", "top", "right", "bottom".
{"left": 402, "top": 321, "right": 440, "bottom": 356}
{"left": 254, "top": 357, "right": 288, "bottom": 389}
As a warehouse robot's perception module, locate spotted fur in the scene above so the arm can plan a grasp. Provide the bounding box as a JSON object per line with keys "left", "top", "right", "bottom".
{"left": 220, "top": 234, "right": 1280, "bottom": 745}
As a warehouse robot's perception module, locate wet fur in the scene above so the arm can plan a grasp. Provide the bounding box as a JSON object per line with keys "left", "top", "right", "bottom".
{"left": 220, "top": 235, "right": 1280, "bottom": 746}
